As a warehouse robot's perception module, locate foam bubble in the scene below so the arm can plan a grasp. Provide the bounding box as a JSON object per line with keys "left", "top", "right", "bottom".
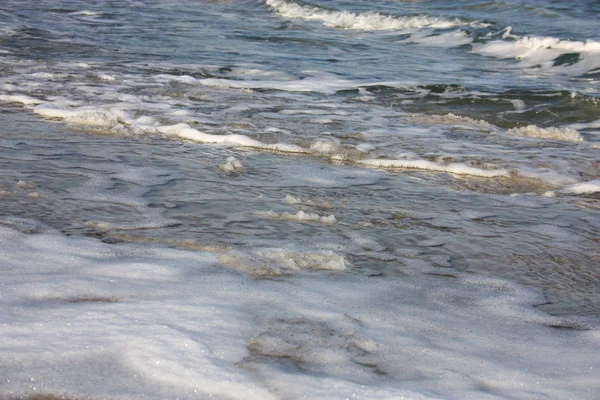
{"left": 284, "top": 194, "right": 301, "bottom": 205}
{"left": 506, "top": 125, "right": 585, "bottom": 142}
{"left": 219, "top": 156, "right": 246, "bottom": 172}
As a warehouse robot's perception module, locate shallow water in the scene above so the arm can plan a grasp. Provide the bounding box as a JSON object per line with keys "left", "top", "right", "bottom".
{"left": 1, "top": 1, "right": 599, "bottom": 399}
{"left": 2, "top": 107, "right": 599, "bottom": 316}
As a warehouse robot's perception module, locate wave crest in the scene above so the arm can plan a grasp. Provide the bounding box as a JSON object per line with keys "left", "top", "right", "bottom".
{"left": 266, "top": 0, "right": 467, "bottom": 31}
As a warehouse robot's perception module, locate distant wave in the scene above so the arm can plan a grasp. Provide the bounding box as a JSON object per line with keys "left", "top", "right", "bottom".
{"left": 265, "top": 0, "right": 469, "bottom": 31}
{"left": 266, "top": 1, "right": 600, "bottom": 76}
{"left": 473, "top": 28, "right": 600, "bottom": 75}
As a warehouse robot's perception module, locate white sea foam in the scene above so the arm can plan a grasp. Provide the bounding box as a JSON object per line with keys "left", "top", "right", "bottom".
{"left": 357, "top": 157, "right": 510, "bottom": 177}
{"left": 219, "top": 156, "right": 246, "bottom": 172}
{"left": 474, "top": 34, "right": 600, "bottom": 74}
{"left": 0, "top": 4, "right": 595, "bottom": 210}
{"left": 98, "top": 74, "right": 117, "bottom": 81}
{"left": 309, "top": 139, "right": 342, "bottom": 154}
{"left": 407, "top": 113, "right": 497, "bottom": 131}
{"left": 266, "top": 0, "right": 467, "bottom": 31}
{"left": 282, "top": 194, "right": 337, "bottom": 209}
{"left": 33, "top": 102, "right": 308, "bottom": 154}
{"left": 518, "top": 166, "right": 579, "bottom": 187}
{"left": 256, "top": 210, "right": 337, "bottom": 224}
{"left": 506, "top": 125, "right": 585, "bottom": 142}
{"left": 0, "top": 94, "right": 44, "bottom": 105}
{"left": 477, "top": 35, "right": 600, "bottom": 59}
{"left": 0, "top": 223, "right": 598, "bottom": 399}
{"left": 157, "top": 123, "right": 307, "bottom": 153}
{"left": 284, "top": 194, "right": 301, "bottom": 205}
{"left": 564, "top": 180, "right": 600, "bottom": 194}
{"left": 69, "top": 10, "right": 103, "bottom": 17}
{"left": 34, "top": 103, "right": 134, "bottom": 130}
{"left": 220, "top": 248, "right": 347, "bottom": 276}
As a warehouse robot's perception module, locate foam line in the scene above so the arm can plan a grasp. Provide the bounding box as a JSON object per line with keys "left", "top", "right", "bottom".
{"left": 266, "top": 0, "right": 468, "bottom": 31}
{"left": 157, "top": 123, "right": 308, "bottom": 153}
{"left": 357, "top": 158, "right": 510, "bottom": 177}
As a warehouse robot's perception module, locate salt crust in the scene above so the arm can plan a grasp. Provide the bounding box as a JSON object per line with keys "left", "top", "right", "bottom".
{"left": 0, "top": 222, "right": 598, "bottom": 399}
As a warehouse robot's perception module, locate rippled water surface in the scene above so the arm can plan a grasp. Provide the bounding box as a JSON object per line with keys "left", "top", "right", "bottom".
{"left": 1, "top": 1, "right": 599, "bottom": 399}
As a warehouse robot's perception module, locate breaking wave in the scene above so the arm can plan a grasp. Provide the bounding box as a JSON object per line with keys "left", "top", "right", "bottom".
{"left": 265, "top": 0, "right": 469, "bottom": 31}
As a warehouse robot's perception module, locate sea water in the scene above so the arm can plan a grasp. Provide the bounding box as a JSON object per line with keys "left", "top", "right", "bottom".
{"left": 0, "top": 1, "right": 599, "bottom": 399}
